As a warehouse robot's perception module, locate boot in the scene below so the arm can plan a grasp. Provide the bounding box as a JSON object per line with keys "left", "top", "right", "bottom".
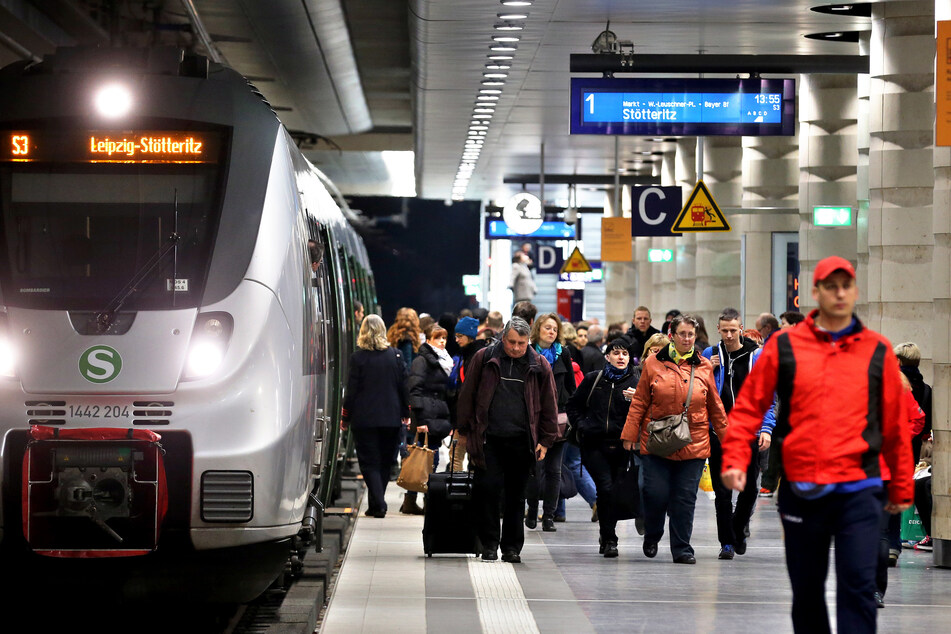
{"left": 525, "top": 504, "right": 538, "bottom": 529}
{"left": 400, "top": 492, "right": 424, "bottom": 515}
{"left": 542, "top": 514, "right": 556, "bottom": 532}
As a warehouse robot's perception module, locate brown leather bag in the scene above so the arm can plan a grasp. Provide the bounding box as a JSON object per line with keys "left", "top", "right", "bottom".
{"left": 644, "top": 366, "right": 695, "bottom": 458}
{"left": 397, "top": 432, "right": 435, "bottom": 493}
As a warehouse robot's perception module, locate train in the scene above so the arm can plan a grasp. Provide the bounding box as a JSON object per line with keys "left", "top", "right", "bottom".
{"left": 0, "top": 47, "right": 375, "bottom": 602}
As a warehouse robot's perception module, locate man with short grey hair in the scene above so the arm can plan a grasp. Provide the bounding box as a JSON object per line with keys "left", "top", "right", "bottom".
{"left": 457, "top": 317, "right": 559, "bottom": 563}
{"left": 581, "top": 324, "right": 606, "bottom": 374}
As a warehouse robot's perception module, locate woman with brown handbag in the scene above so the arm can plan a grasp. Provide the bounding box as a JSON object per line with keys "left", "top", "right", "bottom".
{"left": 621, "top": 314, "right": 727, "bottom": 564}
{"left": 342, "top": 314, "right": 410, "bottom": 518}
{"left": 524, "top": 312, "right": 576, "bottom": 532}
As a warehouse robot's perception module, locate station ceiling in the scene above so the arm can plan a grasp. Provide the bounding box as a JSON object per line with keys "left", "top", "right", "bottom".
{"left": 0, "top": 1, "right": 869, "bottom": 205}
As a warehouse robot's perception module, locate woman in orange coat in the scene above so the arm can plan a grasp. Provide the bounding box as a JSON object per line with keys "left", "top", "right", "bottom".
{"left": 621, "top": 314, "right": 727, "bottom": 564}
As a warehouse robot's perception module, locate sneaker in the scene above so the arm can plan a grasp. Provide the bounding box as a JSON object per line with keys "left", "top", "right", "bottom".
{"left": 888, "top": 550, "right": 899, "bottom": 567}
{"left": 915, "top": 536, "right": 933, "bottom": 551}
{"left": 874, "top": 591, "right": 885, "bottom": 609}
{"left": 481, "top": 550, "right": 498, "bottom": 561}
{"left": 758, "top": 488, "right": 774, "bottom": 498}
{"left": 501, "top": 551, "right": 522, "bottom": 564}
{"left": 718, "top": 545, "right": 735, "bottom": 560}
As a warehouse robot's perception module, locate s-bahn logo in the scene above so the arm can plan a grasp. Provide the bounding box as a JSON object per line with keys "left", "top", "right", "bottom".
{"left": 79, "top": 346, "right": 122, "bottom": 384}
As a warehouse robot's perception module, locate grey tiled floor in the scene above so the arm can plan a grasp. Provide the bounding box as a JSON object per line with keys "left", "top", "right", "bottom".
{"left": 323, "top": 483, "right": 951, "bottom": 633}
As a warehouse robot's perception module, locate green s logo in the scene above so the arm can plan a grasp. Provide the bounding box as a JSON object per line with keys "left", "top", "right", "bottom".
{"left": 79, "top": 346, "right": 122, "bottom": 383}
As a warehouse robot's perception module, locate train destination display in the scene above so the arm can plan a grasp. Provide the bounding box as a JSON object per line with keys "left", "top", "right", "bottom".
{"left": 2, "top": 129, "right": 223, "bottom": 163}
{"left": 570, "top": 78, "right": 795, "bottom": 136}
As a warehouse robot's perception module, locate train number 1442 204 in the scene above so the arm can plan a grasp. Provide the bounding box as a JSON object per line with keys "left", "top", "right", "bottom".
{"left": 68, "top": 405, "right": 131, "bottom": 419}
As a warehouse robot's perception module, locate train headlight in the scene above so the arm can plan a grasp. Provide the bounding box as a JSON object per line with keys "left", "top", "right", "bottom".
{"left": 94, "top": 84, "right": 133, "bottom": 119}
{"left": 0, "top": 336, "right": 16, "bottom": 378}
{"left": 0, "top": 313, "right": 16, "bottom": 378}
{"left": 182, "top": 312, "right": 233, "bottom": 380}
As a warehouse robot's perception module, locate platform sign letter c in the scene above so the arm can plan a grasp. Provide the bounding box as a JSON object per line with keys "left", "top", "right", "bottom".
{"left": 79, "top": 345, "right": 122, "bottom": 383}
{"left": 638, "top": 187, "right": 667, "bottom": 226}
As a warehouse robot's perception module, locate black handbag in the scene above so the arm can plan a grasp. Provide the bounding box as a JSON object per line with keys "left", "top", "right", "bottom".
{"left": 611, "top": 455, "right": 641, "bottom": 521}
{"left": 644, "top": 366, "right": 695, "bottom": 457}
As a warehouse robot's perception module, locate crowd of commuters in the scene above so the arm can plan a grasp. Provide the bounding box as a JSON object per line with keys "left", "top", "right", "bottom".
{"left": 344, "top": 254, "right": 934, "bottom": 634}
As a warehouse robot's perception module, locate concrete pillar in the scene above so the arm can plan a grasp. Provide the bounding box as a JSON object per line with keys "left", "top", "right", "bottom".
{"left": 740, "top": 133, "right": 800, "bottom": 327}
{"left": 867, "top": 1, "right": 934, "bottom": 342}
{"left": 798, "top": 73, "right": 859, "bottom": 314}
{"left": 931, "top": 0, "right": 951, "bottom": 565}
{"left": 693, "top": 137, "right": 743, "bottom": 328}
{"left": 856, "top": 32, "right": 872, "bottom": 319}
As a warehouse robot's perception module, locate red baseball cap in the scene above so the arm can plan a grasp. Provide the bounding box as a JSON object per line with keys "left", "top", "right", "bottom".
{"left": 813, "top": 256, "right": 856, "bottom": 286}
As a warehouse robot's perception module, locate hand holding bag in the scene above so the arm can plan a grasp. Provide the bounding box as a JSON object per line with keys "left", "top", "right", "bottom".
{"left": 644, "top": 366, "right": 695, "bottom": 458}
{"left": 397, "top": 432, "right": 435, "bottom": 493}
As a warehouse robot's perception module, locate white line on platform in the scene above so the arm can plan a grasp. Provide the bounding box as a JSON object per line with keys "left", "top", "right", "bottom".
{"left": 468, "top": 558, "right": 541, "bottom": 634}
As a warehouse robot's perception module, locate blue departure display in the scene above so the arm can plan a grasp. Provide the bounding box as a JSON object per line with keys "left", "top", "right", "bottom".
{"left": 484, "top": 218, "right": 578, "bottom": 240}
{"left": 570, "top": 78, "right": 795, "bottom": 137}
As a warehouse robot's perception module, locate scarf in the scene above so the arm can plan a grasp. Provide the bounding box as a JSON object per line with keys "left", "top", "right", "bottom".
{"left": 534, "top": 342, "right": 562, "bottom": 366}
{"left": 433, "top": 346, "right": 454, "bottom": 376}
{"left": 669, "top": 342, "right": 694, "bottom": 365}
{"left": 603, "top": 362, "right": 629, "bottom": 382}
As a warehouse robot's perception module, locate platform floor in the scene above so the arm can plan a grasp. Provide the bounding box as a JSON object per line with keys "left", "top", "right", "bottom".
{"left": 322, "top": 479, "right": 951, "bottom": 633}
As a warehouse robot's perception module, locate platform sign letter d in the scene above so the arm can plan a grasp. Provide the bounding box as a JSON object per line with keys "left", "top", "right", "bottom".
{"left": 79, "top": 345, "right": 122, "bottom": 383}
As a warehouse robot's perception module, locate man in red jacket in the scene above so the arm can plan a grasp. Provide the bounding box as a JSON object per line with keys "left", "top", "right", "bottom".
{"left": 721, "top": 256, "right": 913, "bottom": 634}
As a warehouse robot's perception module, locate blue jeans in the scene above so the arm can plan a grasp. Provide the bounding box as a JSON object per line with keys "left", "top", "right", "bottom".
{"left": 640, "top": 454, "right": 705, "bottom": 559}
{"left": 778, "top": 482, "right": 882, "bottom": 634}
{"left": 556, "top": 443, "right": 598, "bottom": 516}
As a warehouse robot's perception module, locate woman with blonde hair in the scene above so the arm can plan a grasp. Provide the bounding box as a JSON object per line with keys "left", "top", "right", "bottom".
{"left": 525, "top": 312, "right": 576, "bottom": 532}
{"left": 343, "top": 315, "right": 410, "bottom": 517}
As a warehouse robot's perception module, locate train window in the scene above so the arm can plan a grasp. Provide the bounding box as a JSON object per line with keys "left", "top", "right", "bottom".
{"left": 0, "top": 164, "right": 223, "bottom": 310}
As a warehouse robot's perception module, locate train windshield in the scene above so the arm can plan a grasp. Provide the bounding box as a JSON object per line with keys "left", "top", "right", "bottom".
{"left": 0, "top": 163, "right": 224, "bottom": 311}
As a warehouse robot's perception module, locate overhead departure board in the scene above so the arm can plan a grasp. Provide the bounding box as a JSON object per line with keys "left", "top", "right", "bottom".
{"left": 1, "top": 129, "right": 223, "bottom": 164}
{"left": 570, "top": 77, "right": 795, "bottom": 136}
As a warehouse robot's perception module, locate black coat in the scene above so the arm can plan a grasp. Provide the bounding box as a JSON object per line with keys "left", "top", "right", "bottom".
{"left": 566, "top": 365, "right": 640, "bottom": 439}
{"left": 623, "top": 324, "right": 660, "bottom": 361}
{"left": 408, "top": 343, "right": 452, "bottom": 440}
{"left": 342, "top": 347, "right": 409, "bottom": 428}
{"left": 580, "top": 343, "right": 604, "bottom": 375}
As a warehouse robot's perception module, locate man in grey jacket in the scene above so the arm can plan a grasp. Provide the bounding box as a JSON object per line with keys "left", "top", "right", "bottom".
{"left": 510, "top": 252, "right": 537, "bottom": 304}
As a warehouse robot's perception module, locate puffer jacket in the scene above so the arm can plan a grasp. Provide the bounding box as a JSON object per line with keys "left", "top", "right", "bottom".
{"left": 407, "top": 343, "right": 452, "bottom": 441}
{"left": 621, "top": 345, "right": 727, "bottom": 460}
{"left": 566, "top": 364, "right": 639, "bottom": 439}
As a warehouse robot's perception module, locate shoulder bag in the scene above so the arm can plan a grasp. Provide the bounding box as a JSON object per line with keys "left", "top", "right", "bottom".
{"left": 644, "top": 365, "right": 695, "bottom": 458}
{"left": 397, "top": 432, "right": 435, "bottom": 493}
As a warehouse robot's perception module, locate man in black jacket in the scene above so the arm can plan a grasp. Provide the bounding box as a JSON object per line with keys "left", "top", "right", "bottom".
{"left": 623, "top": 306, "right": 660, "bottom": 362}
{"left": 456, "top": 318, "right": 559, "bottom": 563}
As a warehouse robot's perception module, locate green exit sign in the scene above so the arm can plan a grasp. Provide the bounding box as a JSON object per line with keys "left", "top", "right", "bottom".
{"left": 814, "top": 206, "right": 852, "bottom": 227}
{"left": 647, "top": 249, "right": 673, "bottom": 263}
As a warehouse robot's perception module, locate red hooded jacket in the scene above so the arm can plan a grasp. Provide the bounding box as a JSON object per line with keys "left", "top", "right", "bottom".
{"left": 721, "top": 311, "right": 913, "bottom": 506}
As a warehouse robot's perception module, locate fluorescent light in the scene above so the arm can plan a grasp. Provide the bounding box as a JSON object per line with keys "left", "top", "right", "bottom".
{"left": 477, "top": 95, "right": 499, "bottom": 101}
{"left": 483, "top": 72, "right": 508, "bottom": 79}
{"left": 498, "top": 12, "right": 528, "bottom": 19}
{"left": 479, "top": 89, "right": 502, "bottom": 94}
{"left": 494, "top": 22, "right": 524, "bottom": 31}
{"left": 490, "top": 44, "right": 518, "bottom": 51}
{"left": 469, "top": 124, "right": 489, "bottom": 130}
{"left": 488, "top": 54, "right": 514, "bottom": 60}
{"left": 474, "top": 108, "right": 496, "bottom": 113}
{"left": 492, "top": 35, "right": 520, "bottom": 42}
{"left": 481, "top": 80, "right": 505, "bottom": 86}
{"left": 486, "top": 64, "right": 511, "bottom": 70}
{"left": 472, "top": 114, "right": 493, "bottom": 119}
{"left": 500, "top": 0, "right": 533, "bottom": 6}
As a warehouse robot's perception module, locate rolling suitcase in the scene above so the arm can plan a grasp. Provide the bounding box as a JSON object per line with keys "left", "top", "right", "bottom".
{"left": 422, "top": 440, "right": 482, "bottom": 557}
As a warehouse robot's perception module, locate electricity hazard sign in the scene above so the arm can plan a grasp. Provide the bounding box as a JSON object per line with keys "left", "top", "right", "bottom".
{"left": 560, "top": 247, "right": 593, "bottom": 274}
{"left": 671, "top": 181, "right": 731, "bottom": 232}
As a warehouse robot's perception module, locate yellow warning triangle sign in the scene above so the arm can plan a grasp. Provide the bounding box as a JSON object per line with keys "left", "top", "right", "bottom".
{"left": 671, "top": 181, "right": 731, "bottom": 232}
{"left": 560, "top": 247, "right": 592, "bottom": 274}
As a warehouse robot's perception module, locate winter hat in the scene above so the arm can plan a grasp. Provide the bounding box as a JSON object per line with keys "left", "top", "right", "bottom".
{"left": 455, "top": 316, "right": 479, "bottom": 339}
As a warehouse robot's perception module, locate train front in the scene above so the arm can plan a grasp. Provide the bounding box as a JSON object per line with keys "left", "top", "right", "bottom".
{"left": 0, "top": 48, "right": 314, "bottom": 601}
